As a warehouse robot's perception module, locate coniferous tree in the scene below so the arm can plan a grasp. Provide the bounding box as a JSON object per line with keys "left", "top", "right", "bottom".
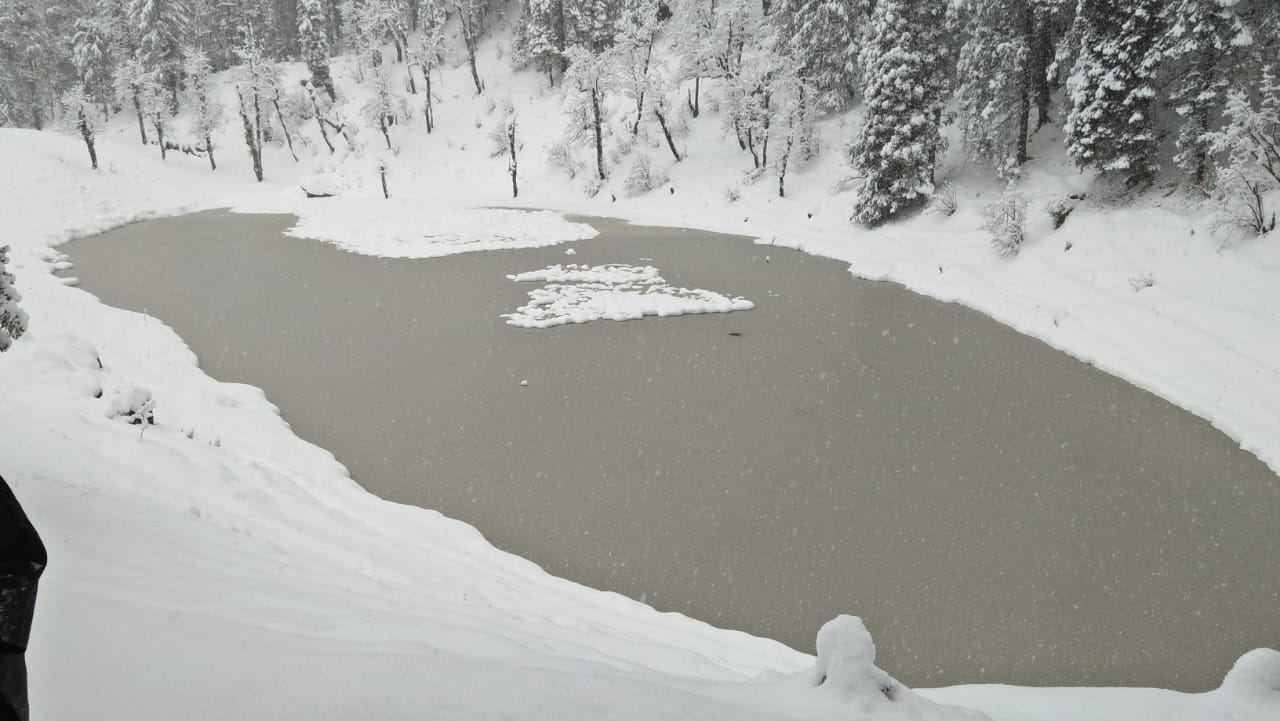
{"left": 1063, "top": 0, "right": 1164, "bottom": 187}
{"left": 516, "top": 0, "right": 567, "bottom": 82}
{"left": 129, "top": 0, "right": 188, "bottom": 98}
{"left": 1164, "top": 0, "right": 1250, "bottom": 189}
{"left": 956, "top": 0, "right": 1035, "bottom": 178}
{"left": 0, "top": 244, "right": 27, "bottom": 353}
{"left": 299, "top": 0, "right": 336, "bottom": 101}
{"left": 0, "top": 0, "right": 61, "bottom": 128}
{"left": 771, "top": 0, "right": 869, "bottom": 107}
{"left": 72, "top": 14, "right": 117, "bottom": 114}
{"left": 851, "top": 0, "right": 949, "bottom": 225}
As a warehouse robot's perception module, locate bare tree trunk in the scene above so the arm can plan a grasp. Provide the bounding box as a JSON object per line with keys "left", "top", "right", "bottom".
{"left": 238, "top": 91, "right": 264, "bottom": 182}
{"left": 1016, "top": 2, "right": 1032, "bottom": 164}
{"left": 380, "top": 164, "right": 389, "bottom": 198}
{"left": 273, "top": 94, "right": 300, "bottom": 161}
{"left": 592, "top": 87, "right": 606, "bottom": 180}
{"left": 654, "top": 108, "right": 681, "bottom": 162}
{"left": 507, "top": 117, "right": 518, "bottom": 198}
{"left": 78, "top": 115, "right": 98, "bottom": 170}
{"left": 153, "top": 114, "right": 167, "bottom": 160}
{"left": 133, "top": 93, "right": 147, "bottom": 144}
{"left": 305, "top": 82, "right": 336, "bottom": 153}
{"left": 632, "top": 38, "right": 655, "bottom": 136}
{"left": 1030, "top": 12, "right": 1053, "bottom": 130}
{"left": 406, "top": 65, "right": 417, "bottom": 94}
{"left": 205, "top": 133, "right": 216, "bottom": 170}
{"left": 380, "top": 116, "right": 392, "bottom": 149}
{"left": 424, "top": 69, "right": 435, "bottom": 132}
{"left": 687, "top": 77, "right": 700, "bottom": 117}
{"left": 467, "top": 41, "right": 483, "bottom": 95}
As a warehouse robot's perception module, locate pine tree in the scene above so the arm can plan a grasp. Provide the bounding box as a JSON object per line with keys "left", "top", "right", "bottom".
{"left": 771, "top": 0, "right": 869, "bottom": 107}
{"left": 0, "top": 244, "right": 28, "bottom": 353}
{"left": 1164, "top": 0, "right": 1250, "bottom": 189}
{"left": 0, "top": 0, "right": 60, "bottom": 128}
{"left": 60, "top": 85, "right": 101, "bottom": 169}
{"left": 72, "top": 14, "right": 117, "bottom": 112}
{"left": 850, "top": 0, "right": 949, "bottom": 226}
{"left": 129, "top": 0, "right": 188, "bottom": 98}
{"left": 299, "top": 0, "right": 336, "bottom": 101}
{"left": 183, "top": 48, "right": 225, "bottom": 170}
{"left": 1063, "top": 0, "right": 1164, "bottom": 187}
{"left": 516, "top": 0, "right": 567, "bottom": 82}
{"left": 955, "top": 0, "right": 1034, "bottom": 178}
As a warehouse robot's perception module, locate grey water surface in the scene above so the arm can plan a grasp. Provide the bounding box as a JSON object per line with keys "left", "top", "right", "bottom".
{"left": 61, "top": 209, "right": 1279, "bottom": 690}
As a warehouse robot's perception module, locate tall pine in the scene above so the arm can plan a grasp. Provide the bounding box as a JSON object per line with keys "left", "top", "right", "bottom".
{"left": 850, "top": 0, "right": 949, "bottom": 226}
{"left": 299, "top": 0, "right": 336, "bottom": 101}
{"left": 130, "top": 0, "right": 188, "bottom": 97}
{"left": 955, "top": 0, "right": 1034, "bottom": 178}
{"left": 1164, "top": 0, "right": 1249, "bottom": 189}
{"left": 771, "top": 0, "right": 869, "bottom": 107}
{"left": 1063, "top": 0, "right": 1164, "bottom": 187}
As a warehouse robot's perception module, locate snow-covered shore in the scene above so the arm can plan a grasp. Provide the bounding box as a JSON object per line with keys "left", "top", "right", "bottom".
{"left": 1, "top": 24, "right": 1278, "bottom": 719}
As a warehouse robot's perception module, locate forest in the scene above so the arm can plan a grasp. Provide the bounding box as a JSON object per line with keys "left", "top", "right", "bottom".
{"left": 2, "top": 0, "right": 1278, "bottom": 235}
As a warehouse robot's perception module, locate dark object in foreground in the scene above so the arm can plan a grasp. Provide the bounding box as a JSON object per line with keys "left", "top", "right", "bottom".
{"left": 0, "top": 475, "right": 46, "bottom": 721}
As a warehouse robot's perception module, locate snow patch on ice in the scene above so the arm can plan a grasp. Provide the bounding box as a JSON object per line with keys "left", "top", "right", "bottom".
{"left": 502, "top": 263, "right": 754, "bottom": 328}
{"left": 284, "top": 200, "right": 598, "bottom": 259}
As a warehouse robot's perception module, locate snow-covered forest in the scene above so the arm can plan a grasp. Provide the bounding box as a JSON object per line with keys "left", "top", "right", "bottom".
{"left": 2, "top": 1, "right": 1280, "bottom": 719}
{"left": 2, "top": 0, "right": 1278, "bottom": 234}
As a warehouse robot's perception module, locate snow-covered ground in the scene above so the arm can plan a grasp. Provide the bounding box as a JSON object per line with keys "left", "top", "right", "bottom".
{"left": 1, "top": 19, "right": 1278, "bottom": 720}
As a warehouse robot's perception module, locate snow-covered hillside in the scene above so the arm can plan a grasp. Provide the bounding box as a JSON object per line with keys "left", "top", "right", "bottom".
{"left": 0, "top": 14, "right": 1278, "bottom": 721}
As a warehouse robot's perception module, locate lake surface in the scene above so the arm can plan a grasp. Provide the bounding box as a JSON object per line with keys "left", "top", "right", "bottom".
{"left": 62, "top": 209, "right": 1279, "bottom": 690}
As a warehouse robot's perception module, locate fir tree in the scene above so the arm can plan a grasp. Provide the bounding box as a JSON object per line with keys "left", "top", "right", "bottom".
{"left": 1063, "top": 0, "right": 1164, "bottom": 187}
{"left": 129, "top": 0, "right": 189, "bottom": 98}
{"left": 71, "top": 14, "right": 117, "bottom": 113}
{"left": 771, "top": 0, "right": 869, "bottom": 107}
{"left": 0, "top": 244, "right": 27, "bottom": 353}
{"left": 850, "top": 0, "right": 949, "bottom": 225}
{"left": 955, "top": 0, "right": 1034, "bottom": 178}
{"left": 1164, "top": 0, "right": 1250, "bottom": 189}
{"left": 299, "top": 0, "right": 336, "bottom": 101}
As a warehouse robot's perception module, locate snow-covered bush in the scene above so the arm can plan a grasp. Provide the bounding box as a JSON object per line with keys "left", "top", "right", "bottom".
{"left": 624, "top": 154, "right": 665, "bottom": 195}
{"left": 547, "top": 141, "right": 582, "bottom": 178}
{"left": 982, "top": 191, "right": 1028, "bottom": 257}
{"left": 1209, "top": 76, "right": 1280, "bottom": 239}
{"left": 488, "top": 117, "right": 511, "bottom": 157}
{"left": 725, "top": 184, "right": 741, "bottom": 203}
{"left": 0, "top": 245, "right": 28, "bottom": 352}
{"left": 813, "top": 615, "right": 894, "bottom": 697}
{"left": 929, "top": 182, "right": 958, "bottom": 217}
{"left": 581, "top": 176, "right": 603, "bottom": 198}
{"left": 108, "top": 385, "right": 156, "bottom": 425}
{"left": 1046, "top": 194, "right": 1085, "bottom": 229}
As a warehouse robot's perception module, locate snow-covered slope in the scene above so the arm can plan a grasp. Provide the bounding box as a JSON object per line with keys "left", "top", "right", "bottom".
{"left": 0, "top": 19, "right": 1277, "bottom": 721}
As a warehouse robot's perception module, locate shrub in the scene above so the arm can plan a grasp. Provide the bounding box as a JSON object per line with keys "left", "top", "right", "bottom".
{"left": 929, "top": 182, "right": 958, "bottom": 216}
{"left": 982, "top": 191, "right": 1028, "bottom": 257}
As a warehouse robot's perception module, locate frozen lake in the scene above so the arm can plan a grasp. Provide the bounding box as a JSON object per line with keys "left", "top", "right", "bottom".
{"left": 62, "top": 209, "right": 1279, "bottom": 690}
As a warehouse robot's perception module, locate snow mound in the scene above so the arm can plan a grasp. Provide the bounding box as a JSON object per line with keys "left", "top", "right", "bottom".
{"left": 814, "top": 615, "right": 894, "bottom": 695}
{"left": 1220, "top": 648, "right": 1280, "bottom": 695}
{"left": 503, "top": 263, "right": 755, "bottom": 328}
{"left": 284, "top": 200, "right": 598, "bottom": 259}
